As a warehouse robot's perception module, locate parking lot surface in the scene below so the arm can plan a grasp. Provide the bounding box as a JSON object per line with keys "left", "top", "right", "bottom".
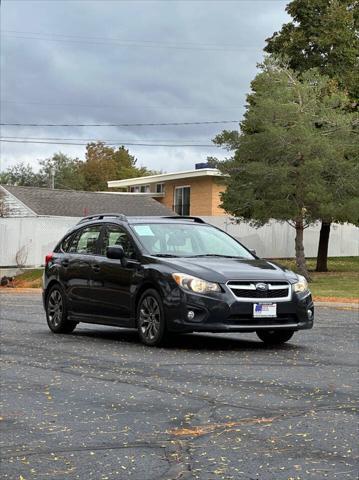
{"left": 1, "top": 291, "right": 358, "bottom": 479}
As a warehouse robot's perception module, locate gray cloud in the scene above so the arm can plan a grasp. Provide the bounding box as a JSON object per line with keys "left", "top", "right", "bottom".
{"left": 0, "top": 0, "right": 289, "bottom": 172}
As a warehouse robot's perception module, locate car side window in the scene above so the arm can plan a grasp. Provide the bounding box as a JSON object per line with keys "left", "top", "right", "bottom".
{"left": 60, "top": 233, "right": 75, "bottom": 253}
{"left": 68, "top": 226, "right": 102, "bottom": 255}
{"left": 101, "top": 225, "right": 137, "bottom": 259}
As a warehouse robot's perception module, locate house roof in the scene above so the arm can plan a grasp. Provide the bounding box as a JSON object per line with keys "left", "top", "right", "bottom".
{"left": 1, "top": 185, "right": 173, "bottom": 217}
{"left": 107, "top": 168, "right": 223, "bottom": 188}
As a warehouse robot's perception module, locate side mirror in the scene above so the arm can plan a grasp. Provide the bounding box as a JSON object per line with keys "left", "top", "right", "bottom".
{"left": 106, "top": 245, "right": 127, "bottom": 267}
{"left": 250, "top": 249, "right": 257, "bottom": 256}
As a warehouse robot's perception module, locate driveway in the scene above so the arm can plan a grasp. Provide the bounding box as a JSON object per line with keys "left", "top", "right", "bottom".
{"left": 0, "top": 292, "right": 358, "bottom": 479}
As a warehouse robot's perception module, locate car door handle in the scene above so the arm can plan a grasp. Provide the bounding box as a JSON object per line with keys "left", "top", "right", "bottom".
{"left": 91, "top": 264, "right": 101, "bottom": 272}
{"left": 61, "top": 260, "right": 69, "bottom": 268}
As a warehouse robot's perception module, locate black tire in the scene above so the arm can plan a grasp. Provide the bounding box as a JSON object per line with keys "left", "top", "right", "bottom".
{"left": 45, "top": 284, "right": 77, "bottom": 334}
{"left": 256, "top": 329, "right": 294, "bottom": 345}
{"left": 137, "top": 289, "right": 166, "bottom": 346}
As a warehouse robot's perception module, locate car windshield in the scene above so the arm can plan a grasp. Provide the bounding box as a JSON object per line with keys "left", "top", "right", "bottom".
{"left": 131, "top": 223, "right": 254, "bottom": 259}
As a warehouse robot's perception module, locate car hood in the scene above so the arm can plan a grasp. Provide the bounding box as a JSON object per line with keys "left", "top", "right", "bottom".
{"left": 160, "top": 257, "right": 298, "bottom": 283}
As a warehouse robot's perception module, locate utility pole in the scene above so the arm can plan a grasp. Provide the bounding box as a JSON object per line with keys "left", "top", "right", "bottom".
{"left": 50, "top": 167, "right": 55, "bottom": 189}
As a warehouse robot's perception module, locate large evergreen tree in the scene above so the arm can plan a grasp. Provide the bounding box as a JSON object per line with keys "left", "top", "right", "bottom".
{"left": 265, "top": 0, "right": 359, "bottom": 270}
{"left": 214, "top": 59, "right": 358, "bottom": 279}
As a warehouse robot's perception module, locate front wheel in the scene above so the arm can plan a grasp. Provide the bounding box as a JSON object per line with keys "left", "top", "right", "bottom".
{"left": 256, "top": 329, "right": 294, "bottom": 345}
{"left": 46, "top": 285, "right": 77, "bottom": 334}
{"left": 137, "top": 289, "right": 166, "bottom": 346}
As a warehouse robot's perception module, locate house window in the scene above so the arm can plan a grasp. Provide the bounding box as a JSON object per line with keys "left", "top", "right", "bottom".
{"left": 129, "top": 185, "right": 150, "bottom": 193}
{"left": 156, "top": 183, "right": 165, "bottom": 194}
{"left": 174, "top": 186, "right": 190, "bottom": 216}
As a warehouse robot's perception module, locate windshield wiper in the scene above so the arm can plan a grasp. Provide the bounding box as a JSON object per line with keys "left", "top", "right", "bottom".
{"left": 152, "top": 253, "right": 180, "bottom": 258}
{"left": 187, "top": 254, "right": 242, "bottom": 258}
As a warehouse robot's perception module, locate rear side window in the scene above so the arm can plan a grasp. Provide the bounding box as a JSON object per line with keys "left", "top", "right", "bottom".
{"left": 59, "top": 233, "right": 75, "bottom": 253}
{"left": 68, "top": 226, "right": 102, "bottom": 255}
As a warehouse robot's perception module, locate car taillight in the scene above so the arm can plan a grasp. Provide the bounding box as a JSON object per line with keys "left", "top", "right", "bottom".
{"left": 45, "top": 253, "right": 54, "bottom": 266}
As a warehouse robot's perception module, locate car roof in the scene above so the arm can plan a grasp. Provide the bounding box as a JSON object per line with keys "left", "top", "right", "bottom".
{"left": 127, "top": 216, "right": 207, "bottom": 225}
{"left": 73, "top": 214, "right": 208, "bottom": 227}
{"left": 63, "top": 215, "right": 208, "bottom": 237}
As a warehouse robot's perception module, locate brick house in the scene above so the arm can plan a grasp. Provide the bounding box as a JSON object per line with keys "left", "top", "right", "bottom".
{"left": 107, "top": 164, "right": 226, "bottom": 216}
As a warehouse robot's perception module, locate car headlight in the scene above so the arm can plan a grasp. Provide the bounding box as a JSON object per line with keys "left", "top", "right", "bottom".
{"left": 172, "top": 273, "right": 221, "bottom": 294}
{"left": 293, "top": 274, "right": 309, "bottom": 293}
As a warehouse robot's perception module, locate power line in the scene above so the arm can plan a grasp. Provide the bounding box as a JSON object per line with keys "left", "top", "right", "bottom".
{"left": 1, "top": 29, "right": 253, "bottom": 48}
{"left": 1, "top": 30, "right": 259, "bottom": 52}
{"left": 0, "top": 139, "right": 216, "bottom": 147}
{"left": 1, "top": 135, "right": 212, "bottom": 143}
{"left": 1, "top": 99, "right": 241, "bottom": 111}
{"left": 0, "top": 120, "right": 239, "bottom": 127}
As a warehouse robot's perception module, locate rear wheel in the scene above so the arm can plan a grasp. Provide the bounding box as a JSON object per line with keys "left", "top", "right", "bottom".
{"left": 256, "top": 329, "right": 294, "bottom": 345}
{"left": 46, "top": 285, "right": 77, "bottom": 334}
{"left": 137, "top": 289, "right": 166, "bottom": 346}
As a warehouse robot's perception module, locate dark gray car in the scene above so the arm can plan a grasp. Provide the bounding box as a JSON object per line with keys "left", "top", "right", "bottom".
{"left": 43, "top": 214, "right": 314, "bottom": 346}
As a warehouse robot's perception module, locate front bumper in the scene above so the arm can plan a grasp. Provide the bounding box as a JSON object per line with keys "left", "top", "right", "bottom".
{"left": 164, "top": 286, "right": 314, "bottom": 333}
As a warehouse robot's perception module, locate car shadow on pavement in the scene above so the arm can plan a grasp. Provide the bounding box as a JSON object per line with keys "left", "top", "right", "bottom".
{"left": 68, "top": 327, "right": 304, "bottom": 352}
{"left": 165, "top": 333, "right": 303, "bottom": 352}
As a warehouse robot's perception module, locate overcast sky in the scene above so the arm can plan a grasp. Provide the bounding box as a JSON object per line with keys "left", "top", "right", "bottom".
{"left": 0, "top": 0, "right": 289, "bottom": 173}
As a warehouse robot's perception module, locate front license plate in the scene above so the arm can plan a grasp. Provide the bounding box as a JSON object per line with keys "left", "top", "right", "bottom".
{"left": 253, "top": 303, "right": 277, "bottom": 318}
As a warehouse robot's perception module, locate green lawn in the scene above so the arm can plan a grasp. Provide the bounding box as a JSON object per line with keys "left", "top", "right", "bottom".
{"left": 13, "top": 268, "right": 43, "bottom": 288}
{"left": 273, "top": 257, "right": 359, "bottom": 300}
{"left": 7, "top": 257, "right": 359, "bottom": 301}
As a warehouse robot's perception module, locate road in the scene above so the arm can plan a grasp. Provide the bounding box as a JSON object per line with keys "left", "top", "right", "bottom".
{"left": 0, "top": 291, "right": 358, "bottom": 480}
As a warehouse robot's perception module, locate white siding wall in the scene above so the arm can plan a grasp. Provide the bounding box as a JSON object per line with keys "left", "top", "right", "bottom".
{"left": 0, "top": 216, "right": 358, "bottom": 267}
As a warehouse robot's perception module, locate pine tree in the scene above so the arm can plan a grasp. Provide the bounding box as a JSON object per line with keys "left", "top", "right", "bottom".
{"left": 214, "top": 59, "right": 358, "bottom": 279}
{"left": 265, "top": 0, "right": 359, "bottom": 270}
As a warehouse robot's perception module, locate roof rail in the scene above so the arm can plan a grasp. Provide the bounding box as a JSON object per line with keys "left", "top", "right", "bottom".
{"left": 77, "top": 213, "right": 128, "bottom": 225}
{"left": 162, "top": 216, "right": 206, "bottom": 224}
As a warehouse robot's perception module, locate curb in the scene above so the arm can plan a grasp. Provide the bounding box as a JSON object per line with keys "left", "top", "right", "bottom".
{"left": 0, "top": 288, "right": 42, "bottom": 293}
{"left": 314, "top": 301, "right": 358, "bottom": 309}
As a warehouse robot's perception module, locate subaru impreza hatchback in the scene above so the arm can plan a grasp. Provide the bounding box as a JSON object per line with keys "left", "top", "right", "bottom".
{"left": 43, "top": 214, "right": 314, "bottom": 346}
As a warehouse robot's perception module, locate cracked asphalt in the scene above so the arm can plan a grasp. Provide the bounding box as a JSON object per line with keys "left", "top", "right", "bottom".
{"left": 0, "top": 292, "right": 358, "bottom": 480}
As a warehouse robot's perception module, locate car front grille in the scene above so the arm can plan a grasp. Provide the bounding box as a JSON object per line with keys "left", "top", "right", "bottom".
{"left": 227, "top": 281, "right": 291, "bottom": 301}
{"left": 233, "top": 288, "right": 289, "bottom": 298}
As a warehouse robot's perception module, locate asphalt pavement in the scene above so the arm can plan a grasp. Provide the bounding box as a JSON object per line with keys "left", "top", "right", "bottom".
{"left": 0, "top": 291, "right": 358, "bottom": 480}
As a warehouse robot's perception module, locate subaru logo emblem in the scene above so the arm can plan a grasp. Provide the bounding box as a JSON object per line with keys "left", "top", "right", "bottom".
{"left": 255, "top": 282, "right": 268, "bottom": 291}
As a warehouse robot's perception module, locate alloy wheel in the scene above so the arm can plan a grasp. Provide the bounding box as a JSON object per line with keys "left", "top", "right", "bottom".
{"left": 47, "top": 289, "right": 63, "bottom": 328}
{"left": 139, "top": 296, "right": 161, "bottom": 342}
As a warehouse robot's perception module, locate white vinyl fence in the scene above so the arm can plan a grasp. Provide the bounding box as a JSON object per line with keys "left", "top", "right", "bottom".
{"left": 0, "top": 216, "right": 358, "bottom": 267}
{"left": 0, "top": 216, "right": 78, "bottom": 267}
{"left": 203, "top": 217, "right": 359, "bottom": 258}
